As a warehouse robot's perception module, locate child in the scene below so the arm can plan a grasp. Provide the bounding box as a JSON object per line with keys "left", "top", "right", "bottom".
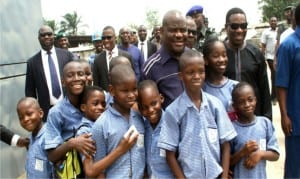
{"left": 16, "top": 97, "right": 53, "bottom": 178}
{"left": 79, "top": 59, "right": 93, "bottom": 86}
{"left": 91, "top": 64, "right": 145, "bottom": 178}
{"left": 137, "top": 80, "right": 173, "bottom": 178}
{"left": 158, "top": 49, "right": 237, "bottom": 178}
{"left": 202, "top": 38, "right": 239, "bottom": 120}
{"left": 44, "top": 61, "right": 96, "bottom": 177}
{"left": 230, "top": 82, "right": 279, "bottom": 178}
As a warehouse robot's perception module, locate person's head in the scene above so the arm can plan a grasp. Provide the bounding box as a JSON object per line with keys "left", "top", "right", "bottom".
{"left": 38, "top": 25, "right": 54, "bottom": 51}
{"left": 138, "top": 25, "right": 148, "bottom": 42}
{"left": 185, "top": 16, "right": 197, "bottom": 49}
{"left": 186, "top": 5, "right": 204, "bottom": 30}
{"left": 162, "top": 10, "right": 187, "bottom": 58}
{"left": 295, "top": 3, "right": 300, "bottom": 27}
{"left": 109, "top": 65, "right": 138, "bottom": 112}
{"left": 102, "top": 26, "right": 117, "bottom": 51}
{"left": 284, "top": 6, "right": 295, "bottom": 24}
{"left": 92, "top": 31, "right": 103, "bottom": 54}
{"left": 119, "top": 26, "right": 131, "bottom": 46}
{"left": 62, "top": 61, "right": 86, "bottom": 98}
{"left": 225, "top": 7, "right": 248, "bottom": 49}
{"left": 17, "top": 97, "right": 43, "bottom": 135}
{"left": 232, "top": 82, "right": 256, "bottom": 121}
{"left": 56, "top": 32, "right": 70, "bottom": 50}
{"left": 203, "top": 37, "right": 228, "bottom": 76}
{"left": 129, "top": 29, "right": 138, "bottom": 45}
{"left": 109, "top": 55, "right": 132, "bottom": 72}
{"left": 269, "top": 16, "right": 277, "bottom": 30}
{"left": 80, "top": 86, "right": 106, "bottom": 121}
{"left": 152, "top": 25, "right": 161, "bottom": 40}
{"left": 78, "top": 60, "right": 93, "bottom": 86}
{"left": 179, "top": 49, "right": 205, "bottom": 93}
{"left": 204, "top": 17, "right": 209, "bottom": 28}
{"left": 137, "top": 80, "right": 164, "bottom": 127}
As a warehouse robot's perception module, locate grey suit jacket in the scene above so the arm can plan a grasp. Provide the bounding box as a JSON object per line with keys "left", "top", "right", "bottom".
{"left": 25, "top": 47, "right": 74, "bottom": 121}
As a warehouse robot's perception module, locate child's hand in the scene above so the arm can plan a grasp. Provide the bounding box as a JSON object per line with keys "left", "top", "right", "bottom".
{"left": 72, "top": 133, "right": 96, "bottom": 157}
{"left": 243, "top": 150, "right": 262, "bottom": 169}
{"left": 242, "top": 140, "right": 258, "bottom": 156}
{"left": 116, "top": 132, "right": 138, "bottom": 154}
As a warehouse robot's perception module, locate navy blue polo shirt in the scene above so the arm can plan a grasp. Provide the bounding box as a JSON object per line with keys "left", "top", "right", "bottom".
{"left": 142, "top": 46, "right": 184, "bottom": 109}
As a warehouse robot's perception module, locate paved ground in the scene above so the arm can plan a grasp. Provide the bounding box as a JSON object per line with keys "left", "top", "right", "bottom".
{"left": 266, "top": 103, "right": 285, "bottom": 179}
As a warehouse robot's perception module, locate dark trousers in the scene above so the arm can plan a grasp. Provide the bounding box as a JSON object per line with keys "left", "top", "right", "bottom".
{"left": 267, "top": 59, "right": 276, "bottom": 100}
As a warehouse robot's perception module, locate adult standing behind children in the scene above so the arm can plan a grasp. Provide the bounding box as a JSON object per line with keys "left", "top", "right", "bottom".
{"left": 25, "top": 25, "right": 74, "bottom": 121}
{"left": 93, "top": 26, "right": 133, "bottom": 91}
{"left": 142, "top": 10, "right": 187, "bottom": 109}
{"left": 275, "top": 4, "right": 300, "bottom": 178}
{"left": 223, "top": 7, "right": 272, "bottom": 120}
{"left": 137, "top": 25, "right": 157, "bottom": 62}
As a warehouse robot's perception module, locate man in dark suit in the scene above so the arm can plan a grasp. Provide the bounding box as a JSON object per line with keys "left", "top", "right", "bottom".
{"left": 25, "top": 25, "right": 74, "bottom": 121}
{"left": 0, "top": 124, "right": 29, "bottom": 147}
{"left": 93, "top": 26, "right": 133, "bottom": 91}
{"left": 137, "top": 25, "right": 157, "bottom": 62}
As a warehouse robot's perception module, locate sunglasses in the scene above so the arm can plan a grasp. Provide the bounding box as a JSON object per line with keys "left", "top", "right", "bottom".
{"left": 102, "top": 36, "right": 113, "bottom": 40}
{"left": 227, "top": 23, "right": 248, "bottom": 30}
{"left": 39, "top": 32, "right": 53, "bottom": 37}
{"left": 187, "top": 29, "right": 197, "bottom": 36}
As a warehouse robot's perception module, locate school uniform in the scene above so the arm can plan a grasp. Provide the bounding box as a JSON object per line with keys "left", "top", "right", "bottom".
{"left": 230, "top": 116, "right": 280, "bottom": 178}
{"left": 91, "top": 105, "right": 145, "bottom": 178}
{"left": 144, "top": 111, "right": 173, "bottom": 179}
{"left": 26, "top": 125, "right": 53, "bottom": 179}
{"left": 158, "top": 90, "right": 237, "bottom": 178}
{"left": 44, "top": 97, "right": 83, "bottom": 150}
{"left": 76, "top": 117, "right": 94, "bottom": 136}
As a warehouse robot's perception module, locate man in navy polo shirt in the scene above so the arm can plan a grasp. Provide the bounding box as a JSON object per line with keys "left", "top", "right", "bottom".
{"left": 142, "top": 10, "right": 187, "bottom": 109}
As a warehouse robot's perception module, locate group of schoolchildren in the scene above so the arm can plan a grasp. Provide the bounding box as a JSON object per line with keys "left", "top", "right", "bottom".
{"left": 17, "top": 38, "right": 279, "bottom": 179}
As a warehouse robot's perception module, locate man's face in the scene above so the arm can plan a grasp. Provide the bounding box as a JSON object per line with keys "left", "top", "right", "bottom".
{"left": 119, "top": 28, "right": 131, "bottom": 45}
{"left": 58, "top": 37, "right": 69, "bottom": 50}
{"left": 191, "top": 13, "right": 204, "bottom": 29}
{"left": 102, "top": 29, "right": 116, "bottom": 51}
{"left": 269, "top": 17, "right": 277, "bottom": 30}
{"left": 138, "top": 27, "right": 147, "bottom": 42}
{"left": 38, "top": 26, "right": 54, "bottom": 51}
{"left": 226, "top": 13, "right": 248, "bottom": 48}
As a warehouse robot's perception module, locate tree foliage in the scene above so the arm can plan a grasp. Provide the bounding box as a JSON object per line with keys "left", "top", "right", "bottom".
{"left": 60, "top": 11, "right": 86, "bottom": 35}
{"left": 43, "top": 18, "right": 59, "bottom": 33}
{"left": 145, "top": 9, "right": 160, "bottom": 30}
{"left": 258, "top": 0, "right": 298, "bottom": 22}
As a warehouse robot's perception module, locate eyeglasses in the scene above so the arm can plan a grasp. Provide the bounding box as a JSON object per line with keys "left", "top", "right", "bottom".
{"left": 227, "top": 23, "right": 248, "bottom": 30}
{"left": 102, "top": 36, "right": 113, "bottom": 40}
{"left": 187, "top": 29, "right": 197, "bottom": 36}
{"left": 39, "top": 32, "right": 53, "bottom": 37}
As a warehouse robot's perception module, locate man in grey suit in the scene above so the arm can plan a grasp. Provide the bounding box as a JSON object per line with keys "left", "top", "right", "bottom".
{"left": 93, "top": 26, "right": 134, "bottom": 91}
{"left": 137, "top": 25, "right": 157, "bottom": 62}
{"left": 25, "top": 25, "right": 74, "bottom": 121}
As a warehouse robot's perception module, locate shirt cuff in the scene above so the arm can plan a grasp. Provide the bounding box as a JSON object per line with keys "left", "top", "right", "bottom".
{"left": 11, "top": 134, "right": 20, "bottom": 147}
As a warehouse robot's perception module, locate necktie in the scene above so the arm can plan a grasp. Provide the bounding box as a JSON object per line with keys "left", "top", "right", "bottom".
{"left": 47, "top": 51, "right": 61, "bottom": 98}
{"left": 140, "top": 42, "right": 144, "bottom": 58}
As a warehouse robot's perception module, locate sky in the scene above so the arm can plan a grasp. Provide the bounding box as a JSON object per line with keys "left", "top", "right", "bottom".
{"left": 41, "top": 0, "right": 262, "bottom": 34}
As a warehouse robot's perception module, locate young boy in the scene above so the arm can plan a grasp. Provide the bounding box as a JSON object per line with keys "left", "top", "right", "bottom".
{"left": 43, "top": 61, "right": 96, "bottom": 177}
{"left": 137, "top": 80, "right": 173, "bottom": 178}
{"left": 16, "top": 97, "right": 53, "bottom": 178}
{"left": 79, "top": 59, "right": 93, "bottom": 86}
{"left": 91, "top": 64, "right": 145, "bottom": 178}
{"left": 230, "top": 82, "right": 279, "bottom": 178}
{"left": 158, "top": 49, "right": 237, "bottom": 178}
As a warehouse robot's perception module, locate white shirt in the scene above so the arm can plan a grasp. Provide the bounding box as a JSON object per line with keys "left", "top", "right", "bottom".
{"left": 260, "top": 27, "right": 277, "bottom": 60}
{"left": 280, "top": 27, "right": 294, "bottom": 44}
{"left": 106, "top": 46, "right": 119, "bottom": 71}
{"left": 138, "top": 40, "right": 148, "bottom": 61}
{"left": 41, "top": 48, "right": 63, "bottom": 105}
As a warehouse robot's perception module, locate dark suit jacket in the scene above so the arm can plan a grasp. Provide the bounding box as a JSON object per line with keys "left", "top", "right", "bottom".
{"left": 25, "top": 47, "right": 73, "bottom": 121}
{"left": 146, "top": 41, "right": 157, "bottom": 59}
{"left": 93, "top": 49, "right": 133, "bottom": 91}
{"left": 0, "top": 125, "right": 15, "bottom": 145}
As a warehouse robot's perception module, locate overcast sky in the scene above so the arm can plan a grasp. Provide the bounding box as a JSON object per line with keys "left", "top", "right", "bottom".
{"left": 41, "top": 0, "right": 261, "bottom": 34}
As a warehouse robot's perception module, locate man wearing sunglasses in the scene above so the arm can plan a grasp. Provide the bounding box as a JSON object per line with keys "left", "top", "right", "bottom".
{"left": 224, "top": 7, "right": 272, "bottom": 121}
{"left": 25, "top": 25, "right": 74, "bottom": 121}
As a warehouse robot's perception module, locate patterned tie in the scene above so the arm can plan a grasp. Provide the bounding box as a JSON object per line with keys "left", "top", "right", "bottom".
{"left": 47, "top": 51, "right": 61, "bottom": 98}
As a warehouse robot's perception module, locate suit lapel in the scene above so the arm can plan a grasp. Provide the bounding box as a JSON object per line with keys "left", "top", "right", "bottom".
{"left": 37, "top": 51, "right": 47, "bottom": 83}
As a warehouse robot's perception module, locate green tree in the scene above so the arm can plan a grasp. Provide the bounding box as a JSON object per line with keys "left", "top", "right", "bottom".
{"left": 258, "top": 0, "right": 298, "bottom": 22}
{"left": 145, "top": 9, "right": 160, "bottom": 30}
{"left": 60, "top": 11, "right": 86, "bottom": 35}
{"left": 43, "top": 18, "right": 59, "bottom": 33}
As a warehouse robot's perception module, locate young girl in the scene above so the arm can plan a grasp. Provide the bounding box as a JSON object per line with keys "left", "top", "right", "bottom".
{"left": 202, "top": 38, "right": 239, "bottom": 120}
{"left": 230, "top": 82, "right": 279, "bottom": 178}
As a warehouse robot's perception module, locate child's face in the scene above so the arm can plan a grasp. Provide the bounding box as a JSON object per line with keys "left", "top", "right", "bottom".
{"left": 233, "top": 86, "right": 257, "bottom": 120}
{"left": 110, "top": 77, "right": 138, "bottom": 110}
{"left": 205, "top": 41, "right": 228, "bottom": 75}
{"left": 17, "top": 101, "right": 43, "bottom": 132}
{"left": 179, "top": 56, "right": 205, "bottom": 92}
{"left": 82, "top": 63, "right": 93, "bottom": 86}
{"left": 138, "top": 87, "right": 164, "bottom": 126}
{"left": 81, "top": 90, "right": 106, "bottom": 121}
{"left": 62, "top": 62, "right": 86, "bottom": 95}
